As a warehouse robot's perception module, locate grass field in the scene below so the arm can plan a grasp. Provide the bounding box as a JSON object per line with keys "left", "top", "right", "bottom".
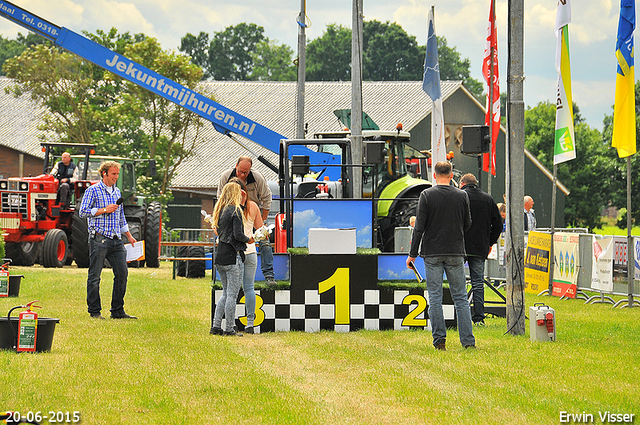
{"left": 1, "top": 263, "right": 639, "bottom": 424}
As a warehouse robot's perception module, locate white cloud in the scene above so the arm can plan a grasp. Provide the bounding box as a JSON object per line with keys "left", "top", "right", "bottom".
{"left": 293, "top": 209, "right": 322, "bottom": 247}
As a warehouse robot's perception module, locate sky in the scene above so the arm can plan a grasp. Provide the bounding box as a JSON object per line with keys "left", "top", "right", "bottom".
{"left": 0, "top": 0, "right": 626, "bottom": 131}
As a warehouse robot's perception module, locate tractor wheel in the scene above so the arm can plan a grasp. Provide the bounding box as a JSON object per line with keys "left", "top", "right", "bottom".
{"left": 127, "top": 222, "right": 142, "bottom": 268}
{"left": 185, "top": 246, "right": 206, "bottom": 278}
{"left": 72, "top": 208, "right": 90, "bottom": 268}
{"left": 5, "top": 241, "right": 40, "bottom": 266}
{"left": 382, "top": 198, "right": 417, "bottom": 252}
{"left": 176, "top": 246, "right": 188, "bottom": 277}
{"left": 42, "top": 229, "right": 69, "bottom": 268}
{"left": 144, "top": 201, "right": 162, "bottom": 268}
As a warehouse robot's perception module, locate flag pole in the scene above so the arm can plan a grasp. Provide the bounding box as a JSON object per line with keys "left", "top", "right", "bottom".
{"left": 487, "top": 0, "right": 495, "bottom": 197}
{"left": 627, "top": 156, "right": 634, "bottom": 307}
{"left": 549, "top": 164, "right": 557, "bottom": 294}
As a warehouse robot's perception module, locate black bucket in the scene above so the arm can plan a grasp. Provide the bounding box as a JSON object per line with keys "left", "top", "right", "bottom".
{"left": 0, "top": 317, "right": 60, "bottom": 352}
{"left": 8, "top": 275, "right": 23, "bottom": 297}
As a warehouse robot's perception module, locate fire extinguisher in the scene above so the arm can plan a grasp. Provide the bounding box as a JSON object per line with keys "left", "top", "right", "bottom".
{"left": 535, "top": 309, "right": 555, "bottom": 341}
{"left": 17, "top": 301, "right": 41, "bottom": 352}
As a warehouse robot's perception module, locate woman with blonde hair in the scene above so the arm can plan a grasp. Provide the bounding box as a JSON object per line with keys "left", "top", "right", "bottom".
{"left": 228, "top": 177, "right": 263, "bottom": 334}
{"left": 211, "top": 181, "right": 253, "bottom": 336}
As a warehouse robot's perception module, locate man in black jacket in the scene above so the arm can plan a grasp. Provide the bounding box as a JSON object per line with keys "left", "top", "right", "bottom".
{"left": 460, "top": 174, "right": 503, "bottom": 325}
{"left": 407, "top": 162, "right": 475, "bottom": 350}
{"left": 50, "top": 152, "right": 78, "bottom": 209}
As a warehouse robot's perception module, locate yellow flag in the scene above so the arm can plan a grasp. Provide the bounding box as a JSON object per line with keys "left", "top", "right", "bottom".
{"left": 612, "top": 0, "right": 637, "bottom": 158}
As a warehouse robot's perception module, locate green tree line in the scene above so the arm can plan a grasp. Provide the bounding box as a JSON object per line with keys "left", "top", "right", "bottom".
{"left": 524, "top": 83, "right": 640, "bottom": 231}
{"left": 178, "top": 21, "right": 483, "bottom": 98}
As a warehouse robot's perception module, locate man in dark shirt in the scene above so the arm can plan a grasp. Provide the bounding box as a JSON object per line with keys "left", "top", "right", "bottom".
{"left": 50, "top": 152, "right": 78, "bottom": 209}
{"left": 460, "top": 173, "right": 502, "bottom": 325}
{"left": 407, "top": 161, "right": 475, "bottom": 351}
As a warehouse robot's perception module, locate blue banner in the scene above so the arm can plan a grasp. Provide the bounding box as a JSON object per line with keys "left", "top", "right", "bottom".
{"left": 55, "top": 28, "right": 285, "bottom": 154}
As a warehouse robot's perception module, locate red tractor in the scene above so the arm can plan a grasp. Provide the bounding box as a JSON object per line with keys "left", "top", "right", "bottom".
{"left": 0, "top": 142, "right": 161, "bottom": 268}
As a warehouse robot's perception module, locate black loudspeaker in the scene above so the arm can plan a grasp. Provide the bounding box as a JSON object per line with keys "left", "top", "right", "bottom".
{"left": 461, "top": 125, "right": 490, "bottom": 154}
{"left": 292, "top": 155, "right": 310, "bottom": 176}
{"left": 363, "top": 141, "right": 386, "bottom": 164}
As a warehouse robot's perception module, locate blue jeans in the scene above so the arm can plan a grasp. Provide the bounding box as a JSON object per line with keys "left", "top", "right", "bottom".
{"left": 467, "top": 256, "right": 486, "bottom": 323}
{"left": 258, "top": 239, "right": 274, "bottom": 279}
{"left": 86, "top": 234, "right": 129, "bottom": 316}
{"left": 213, "top": 254, "right": 244, "bottom": 332}
{"left": 242, "top": 252, "right": 258, "bottom": 327}
{"left": 424, "top": 256, "right": 475, "bottom": 348}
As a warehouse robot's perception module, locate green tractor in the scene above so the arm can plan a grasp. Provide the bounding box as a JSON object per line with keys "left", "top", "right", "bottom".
{"left": 312, "top": 127, "right": 432, "bottom": 252}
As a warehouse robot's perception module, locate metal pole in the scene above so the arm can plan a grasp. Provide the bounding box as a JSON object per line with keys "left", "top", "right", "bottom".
{"left": 506, "top": 0, "right": 526, "bottom": 335}
{"left": 549, "top": 164, "right": 557, "bottom": 294}
{"left": 487, "top": 0, "right": 495, "bottom": 197}
{"left": 628, "top": 156, "right": 634, "bottom": 307}
{"left": 351, "top": 0, "right": 363, "bottom": 198}
{"left": 295, "top": 0, "right": 307, "bottom": 140}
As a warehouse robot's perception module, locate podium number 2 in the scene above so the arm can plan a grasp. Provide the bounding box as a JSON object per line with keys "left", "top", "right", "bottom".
{"left": 318, "top": 267, "right": 350, "bottom": 324}
{"left": 402, "top": 295, "right": 427, "bottom": 327}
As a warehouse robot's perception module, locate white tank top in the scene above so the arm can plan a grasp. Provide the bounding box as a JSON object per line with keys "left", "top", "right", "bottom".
{"left": 244, "top": 209, "right": 256, "bottom": 255}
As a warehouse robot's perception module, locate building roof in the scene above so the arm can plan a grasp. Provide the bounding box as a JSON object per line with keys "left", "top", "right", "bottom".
{"left": 170, "top": 80, "right": 465, "bottom": 191}
{"left": 0, "top": 77, "right": 49, "bottom": 159}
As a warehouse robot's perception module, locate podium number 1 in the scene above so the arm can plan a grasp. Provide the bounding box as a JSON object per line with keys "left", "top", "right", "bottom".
{"left": 318, "top": 267, "right": 350, "bottom": 324}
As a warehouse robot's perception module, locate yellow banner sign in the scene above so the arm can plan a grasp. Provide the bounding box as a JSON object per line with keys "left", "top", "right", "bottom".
{"left": 525, "top": 231, "right": 552, "bottom": 294}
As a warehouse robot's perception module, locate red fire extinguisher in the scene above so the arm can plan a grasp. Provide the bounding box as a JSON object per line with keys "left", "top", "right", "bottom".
{"left": 17, "top": 301, "right": 40, "bottom": 352}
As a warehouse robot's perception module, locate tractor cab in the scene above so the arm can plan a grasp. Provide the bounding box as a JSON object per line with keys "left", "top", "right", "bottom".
{"left": 74, "top": 156, "right": 143, "bottom": 206}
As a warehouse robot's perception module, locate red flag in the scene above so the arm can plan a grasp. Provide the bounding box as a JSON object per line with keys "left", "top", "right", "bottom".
{"left": 482, "top": 0, "right": 500, "bottom": 176}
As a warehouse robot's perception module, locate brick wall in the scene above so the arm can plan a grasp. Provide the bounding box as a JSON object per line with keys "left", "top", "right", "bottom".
{"left": 0, "top": 146, "right": 43, "bottom": 178}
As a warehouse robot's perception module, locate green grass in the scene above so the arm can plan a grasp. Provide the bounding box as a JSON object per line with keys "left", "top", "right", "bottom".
{"left": 593, "top": 225, "right": 640, "bottom": 236}
{"left": 1, "top": 264, "right": 639, "bottom": 424}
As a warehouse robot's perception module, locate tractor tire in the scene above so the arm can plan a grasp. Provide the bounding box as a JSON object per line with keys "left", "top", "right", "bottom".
{"left": 72, "top": 209, "right": 90, "bottom": 268}
{"left": 127, "top": 222, "right": 142, "bottom": 268}
{"left": 176, "top": 246, "right": 188, "bottom": 277}
{"left": 144, "top": 201, "right": 162, "bottom": 268}
{"left": 176, "top": 246, "right": 205, "bottom": 278}
{"left": 185, "top": 246, "right": 206, "bottom": 278}
{"left": 5, "top": 241, "right": 40, "bottom": 266}
{"left": 42, "top": 229, "right": 69, "bottom": 268}
{"left": 382, "top": 198, "right": 417, "bottom": 253}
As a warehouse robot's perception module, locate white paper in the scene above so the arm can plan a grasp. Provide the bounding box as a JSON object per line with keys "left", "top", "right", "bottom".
{"left": 125, "top": 241, "right": 145, "bottom": 262}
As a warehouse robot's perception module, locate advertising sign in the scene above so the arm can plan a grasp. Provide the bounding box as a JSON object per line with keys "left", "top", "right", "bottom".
{"left": 591, "top": 237, "right": 614, "bottom": 292}
{"left": 524, "top": 231, "right": 552, "bottom": 294}
{"left": 551, "top": 232, "right": 580, "bottom": 298}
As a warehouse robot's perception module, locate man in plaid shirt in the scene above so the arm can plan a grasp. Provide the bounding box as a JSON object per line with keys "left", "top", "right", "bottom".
{"left": 80, "top": 161, "right": 137, "bottom": 320}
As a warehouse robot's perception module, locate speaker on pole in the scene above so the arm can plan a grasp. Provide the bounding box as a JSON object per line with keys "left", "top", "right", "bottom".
{"left": 461, "top": 125, "right": 490, "bottom": 154}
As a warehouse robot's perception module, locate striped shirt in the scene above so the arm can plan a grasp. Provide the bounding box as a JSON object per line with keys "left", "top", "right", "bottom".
{"left": 79, "top": 180, "right": 130, "bottom": 238}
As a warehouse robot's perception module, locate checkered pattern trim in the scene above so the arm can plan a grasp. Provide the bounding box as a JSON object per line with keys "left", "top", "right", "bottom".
{"left": 214, "top": 289, "right": 457, "bottom": 334}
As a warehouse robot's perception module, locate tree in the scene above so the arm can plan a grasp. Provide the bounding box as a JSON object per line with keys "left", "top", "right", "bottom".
{"left": 0, "top": 32, "right": 47, "bottom": 76}
{"left": 305, "top": 21, "right": 484, "bottom": 98}
{"left": 362, "top": 21, "right": 423, "bottom": 81}
{"left": 249, "top": 40, "right": 296, "bottom": 81}
{"left": 114, "top": 37, "right": 206, "bottom": 194}
{"left": 180, "top": 25, "right": 295, "bottom": 81}
{"left": 436, "top": 36, "right": 483, "bottom": 98}
{"left": 306, "top": 24, "right": 352, "bottom": 81}
{"left": 179, "top": 31, "right": 211, "bottom": 79}
{"left": 3, "top": 29, "right": 207, "bottom": 198}
{"left": 524, "top": 101, "right": 616, "bottom": 230}
{"left": 208, "top": 23, "right": 265, "bottom": 80}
